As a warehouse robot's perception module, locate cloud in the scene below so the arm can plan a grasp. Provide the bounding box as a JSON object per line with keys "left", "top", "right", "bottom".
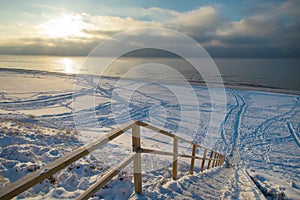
{"left": 26, "top": 2, "right": 65, "bottom": 12}
{"left": 278, "top": 0, "right": 300, "bottom": 17}
{"left": 174, "top": 7, "right": 226, "bottom": 33}
{"left": 0, "top": 1, "right": 299, "bottom": 57}
{"left": 81, "top": 13, "right": 163, "bottom": 33}
{"left": 168, "top": 3, "right": 300, "bottom": 57}
{"left": 138, "top": 7, "right": 180, "bottom": 22}
{"left": 0, "top": 37, "right": 98, "bottom": 56}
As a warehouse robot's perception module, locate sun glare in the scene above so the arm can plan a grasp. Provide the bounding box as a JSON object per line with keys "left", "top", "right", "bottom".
{"left": 40, "top": 14, "right": 84, "bottom": 38}
{"left": 60, "top": 58, "right": 74, "bottom": 73}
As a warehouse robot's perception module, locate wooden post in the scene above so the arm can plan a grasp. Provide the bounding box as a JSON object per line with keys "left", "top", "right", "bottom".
{"left": 200, "top": 148, "right": 207, "bottom": 172}
{"left": 172, "top": 137, "right": 178, "bottom": 180}
{"left": 212, "top": 152, "right": 217, "bottom": 168}
{"left": 220, "top": 155, "right": 223, "bottom": 166}
{"left": 214, "top": 154, "right": 217, "bottom": 167}
{"left": 189, "top": 144, "right": 196, "bottom": 175}
{"left": 132, "top": 124, "right": 142, "bottom": 194}
{"left": 217, "top": 154, "right": 221, "bottom": 167}
{"left": 207, "top": 151, "right": 214, "bottom": 169}
{"left": 215, "top": 154, "right": 219, "bottom": 167}
{"left": 221, "top": 155, "right": 225, "bottom": 165}
{"left": 219, "top": 155, "right": 223, "bottom": 166}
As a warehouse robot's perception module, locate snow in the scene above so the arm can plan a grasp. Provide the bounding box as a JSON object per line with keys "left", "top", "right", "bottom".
{"left": 0, "top": 69, "right": 299, "bottom": 199}
{"left": 247, "top": 169, "right": 299, "bottom": 199}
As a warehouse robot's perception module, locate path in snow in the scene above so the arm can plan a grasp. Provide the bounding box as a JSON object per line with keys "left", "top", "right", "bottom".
{"left": 130, "top": 166, "right": 267, "bottom": 199}
{"left": 133, "top": 88, "right": 264, "bottom": 199}
{"left": 287, "top": 122, "right": 300, "bottom": 148}
{"left": 223, "top": 169, "right": 266, "bottom": 200}
{"left": 1, "top": 70, "right": 299, "bottom": 199}
{"left": 137, "top": 167, "right": 234, "bottom": 199}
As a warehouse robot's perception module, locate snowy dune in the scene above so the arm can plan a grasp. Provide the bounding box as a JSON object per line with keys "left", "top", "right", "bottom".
{"left": 0, "top": 69, "right": 299, "bottom": 199}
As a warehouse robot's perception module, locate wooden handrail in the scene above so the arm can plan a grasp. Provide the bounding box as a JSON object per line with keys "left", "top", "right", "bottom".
{"left": 136, "top": 121, "right": 177, "bottom": 139}
{"left": 0, "top": 121, "right": 136, "bottom": 200}
{"left": 136, "top": 121, "right": 216, "bottom": 153}
{"left": 0, "top": 120, "right": 225, "bottom": 199}
{"left": 76, "top": 153, "right": 137, "bottom": 200}
{"left": 140, "top": 148, "right": 221, "bottom": 161}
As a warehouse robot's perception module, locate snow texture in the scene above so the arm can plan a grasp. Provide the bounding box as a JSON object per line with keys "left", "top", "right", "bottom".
{"left": 0, "top": 70, "right": 299, "bottom": 199}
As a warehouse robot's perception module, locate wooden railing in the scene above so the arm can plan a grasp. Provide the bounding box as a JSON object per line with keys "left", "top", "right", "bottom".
{"left": 0, "top": 121, "right": 225, "bottom": 200}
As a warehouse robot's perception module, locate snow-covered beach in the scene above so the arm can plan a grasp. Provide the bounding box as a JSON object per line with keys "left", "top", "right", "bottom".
{"left": 0, "top": 69, "right": 299, "bottom": 199}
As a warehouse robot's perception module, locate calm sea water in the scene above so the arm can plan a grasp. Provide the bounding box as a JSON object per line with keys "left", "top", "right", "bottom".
{"left": 0, "top": 55, "right": 299, "bottom": 93}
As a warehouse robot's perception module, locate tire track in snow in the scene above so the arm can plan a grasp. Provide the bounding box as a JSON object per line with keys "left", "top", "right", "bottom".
{"left": 0, "top": 90, "right": 89, "bottom": 111}
{"left": 252, "top": 96, "right": 300, "bottom": 162}
{"left": 1, "top": 92, "right": 71, "bottom": 104}
{"left": 287, "top": 122, "right": 300, "bottom": 148}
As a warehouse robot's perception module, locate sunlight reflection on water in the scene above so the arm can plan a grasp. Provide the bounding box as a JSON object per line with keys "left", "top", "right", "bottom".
{"left": 0, "top": 55, "right": 299, "bottom": 92}
{"left": 60, "top": 58, "right": 74, "bottom": 74}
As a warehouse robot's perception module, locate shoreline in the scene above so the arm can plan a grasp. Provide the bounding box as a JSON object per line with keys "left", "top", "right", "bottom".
{"left": 1, "top": 67, "right": 299, "bottom": 96}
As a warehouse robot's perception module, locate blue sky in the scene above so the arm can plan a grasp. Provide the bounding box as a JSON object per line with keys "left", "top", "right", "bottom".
{"left": 0, "top": 0, "right": 299, "bottom": 57}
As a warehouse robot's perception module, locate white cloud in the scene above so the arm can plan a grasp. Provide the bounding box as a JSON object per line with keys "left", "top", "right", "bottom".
{"left": 219, "top": 14, "right": 279, "bottom": 38}
{"left": 139, "top": 7, "right": 180, "bottom": 22}
{"left": 82, "top": 13, "right": 163, "bottom": 33}
{"left": 174, "top": 7, "right": 225, "bottom": 30}
{"left": 0, "top": 1, "right": 299, "bottom": 57}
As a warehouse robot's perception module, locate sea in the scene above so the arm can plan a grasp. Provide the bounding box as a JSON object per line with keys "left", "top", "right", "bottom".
{"left": 0, "top": 55, "right": 299, "bottom": 94}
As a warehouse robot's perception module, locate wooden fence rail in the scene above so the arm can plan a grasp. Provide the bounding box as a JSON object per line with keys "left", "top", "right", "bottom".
{"left": 0, "top": 121, "right": 225, "bottom": 200}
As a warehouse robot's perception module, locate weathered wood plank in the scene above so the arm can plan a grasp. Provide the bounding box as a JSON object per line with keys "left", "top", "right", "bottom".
{"left": 207, "top": 151, "right": 214, "bottom": 169}
{"left": 215, "top": 154, "right": 219, "bottom": 167}
{"left": 136, "top": 121, "right": 175, "bottom": 139}
{"left": 200, "top": 148, "right": 207, "bottom": 172}
{"left": 172, "top": 137, "right": 178, "bottom": 180}
{"left": 0, "top": 121, "right": 136, "bottom": 200}
{"left": 141, "top": 148, "right": 174, "bottom": 156}
{"left": 132, "top": 124, "right": 142, "bottom": 194}
{"left": 212, "top": 152, "right": 217, "bottom": 167}
{"left": 141, "top": 148, "right": 205, "bottom": 160}
{"left": 217, "top": 154, "right": 221, "bottom": 166}
{"left": 189, "top": 145, "right": 197, "bottom": 175}
{"left": 135, "top": 121, "right": 220, "bottom": 154}
{"left": 76, "top": 153, "right": 136, "bottom": 200}
{"left": 0, "top": 120, "right": 225, "bottom": 200}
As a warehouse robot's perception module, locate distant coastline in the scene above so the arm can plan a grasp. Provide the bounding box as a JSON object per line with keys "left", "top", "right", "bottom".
{"left": 1, "top": 67, "right": 299, "bottom": 96}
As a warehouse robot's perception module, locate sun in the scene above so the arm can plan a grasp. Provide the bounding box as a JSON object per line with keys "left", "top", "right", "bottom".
{"left": 40, "top": 14, "right": 85, "bottom": 38}
{"left": 60, "top": 58, "right": 74, "bottom": 73}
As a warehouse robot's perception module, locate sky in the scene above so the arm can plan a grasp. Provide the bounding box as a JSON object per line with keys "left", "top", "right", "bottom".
{"left": 0, "top": 0, "right": 299, "bottom": 58}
